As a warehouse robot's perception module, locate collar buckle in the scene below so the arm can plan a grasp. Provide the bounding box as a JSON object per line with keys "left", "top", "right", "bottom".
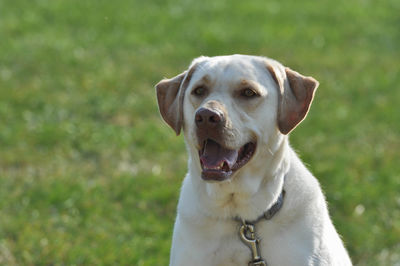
{"left": 239, "top": 222, "right": 267, "bottom": 266}
{"left": 237, "top": 189, "right": 285, "bottom": 266}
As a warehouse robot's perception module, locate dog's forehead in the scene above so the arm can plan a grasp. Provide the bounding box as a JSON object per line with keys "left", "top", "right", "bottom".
{"left": 191, "top": 55, "right": 266, "bottom": 86}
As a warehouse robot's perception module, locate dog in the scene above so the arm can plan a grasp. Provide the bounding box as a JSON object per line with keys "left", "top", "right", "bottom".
{"left": 156, "top": 55, "right": 352, "bottom": 266}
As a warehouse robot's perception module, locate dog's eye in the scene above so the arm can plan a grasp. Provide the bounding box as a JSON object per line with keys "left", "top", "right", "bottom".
{"left": 241, "top": 88, "right": 258, "bottom": 98}
{"left": 192, "top": 86, "right": 206, "bottom": 96}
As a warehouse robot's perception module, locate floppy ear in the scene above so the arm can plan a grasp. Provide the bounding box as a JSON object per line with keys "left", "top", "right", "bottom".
{"left": 155, "top": 72, "right": 187, "bottom": 135}
{"left": 267, "top": 65, "right": 319, "bottom": 135}
{"left": 156, "top": 61, "right": 201, "bottom": 135}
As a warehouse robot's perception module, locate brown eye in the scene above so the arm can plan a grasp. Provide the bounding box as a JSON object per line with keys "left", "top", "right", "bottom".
{"left": 192, "top": 86, "right": 206, "bottom": 96}
{"left": 241, "top": 88, "right": 257, "bottom": 98}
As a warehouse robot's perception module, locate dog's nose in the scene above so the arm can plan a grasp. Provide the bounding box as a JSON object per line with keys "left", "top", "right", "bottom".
{"left": 195, "top": 108, "right": 224, "bottom": 127}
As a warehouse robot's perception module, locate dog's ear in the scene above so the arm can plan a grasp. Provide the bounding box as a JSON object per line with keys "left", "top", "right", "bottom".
{"left": 156, "top": 71, "right": 187, "bottom": 135}
{"left": 267, "top": 65, "right": 319, "bottom": 135}
{"left": 155, "top": 62, "right": 199, "bottom": 135}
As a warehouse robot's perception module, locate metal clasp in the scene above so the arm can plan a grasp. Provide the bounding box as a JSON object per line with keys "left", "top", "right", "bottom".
{"left": 239, "top": 222, "right": 267, "bottom": 266}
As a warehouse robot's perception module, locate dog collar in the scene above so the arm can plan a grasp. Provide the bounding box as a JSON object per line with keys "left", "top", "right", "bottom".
{"left": 238, "top": 189, "right": 286, "bottom": 266}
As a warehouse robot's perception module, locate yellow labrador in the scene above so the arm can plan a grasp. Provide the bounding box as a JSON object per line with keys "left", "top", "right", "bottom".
{"left": 156, "top": 55, "right": 352, "bottom": 266}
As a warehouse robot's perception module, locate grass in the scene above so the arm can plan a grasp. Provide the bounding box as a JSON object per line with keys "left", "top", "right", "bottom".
{"left": 0, "top": 0, "right": 399, "bottom": 265}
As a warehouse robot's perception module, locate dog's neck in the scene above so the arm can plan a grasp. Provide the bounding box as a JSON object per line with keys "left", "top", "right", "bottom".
{"left": 186, "top": 134, "right": 290, "bottom": 221}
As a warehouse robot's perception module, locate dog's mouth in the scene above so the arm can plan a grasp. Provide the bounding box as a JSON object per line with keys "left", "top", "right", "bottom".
{"left": 198, "top": 139, "right": 256, "bottom": 182}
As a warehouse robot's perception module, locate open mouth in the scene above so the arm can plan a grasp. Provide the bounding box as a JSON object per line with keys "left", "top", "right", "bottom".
{"left": 198, "top": 139, "right": 256, "bottom": 181}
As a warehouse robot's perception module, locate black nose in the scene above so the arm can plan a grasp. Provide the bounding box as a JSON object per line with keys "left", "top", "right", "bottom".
{"left": 195, "top": 108, "right": 224, "bottom": 127}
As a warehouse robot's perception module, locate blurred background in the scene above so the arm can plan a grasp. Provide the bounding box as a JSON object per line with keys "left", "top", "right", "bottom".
{"left": 0, "top": 0, "right": 399, "bottom": 265}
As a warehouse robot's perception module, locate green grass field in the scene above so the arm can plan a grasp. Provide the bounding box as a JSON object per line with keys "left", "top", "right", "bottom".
{"left": 1, "top": 0, "right": 399, "bottom": 265}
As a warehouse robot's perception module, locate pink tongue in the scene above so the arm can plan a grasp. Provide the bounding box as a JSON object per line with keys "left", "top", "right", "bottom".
{"left": 200, "top": 140, "right": 238, "bottom": 170}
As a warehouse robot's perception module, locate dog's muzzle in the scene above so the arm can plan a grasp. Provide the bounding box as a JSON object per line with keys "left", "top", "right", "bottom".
{"left": 195, "top": 107, "right": 256, "bottom": 182}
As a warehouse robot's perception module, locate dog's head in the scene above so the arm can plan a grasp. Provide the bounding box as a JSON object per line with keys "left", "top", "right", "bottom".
{"left": 156, "top": 55, "right": 318, "bottom": 183}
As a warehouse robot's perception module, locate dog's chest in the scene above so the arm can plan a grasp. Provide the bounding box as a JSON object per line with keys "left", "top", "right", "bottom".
{"left": 183, "top": 219, "right": 312, "bottom": 266}
{"left": 202, "top": 231, "right": 251, "bottom": 266}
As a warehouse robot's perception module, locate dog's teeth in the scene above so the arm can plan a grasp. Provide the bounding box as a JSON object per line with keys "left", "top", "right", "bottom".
{"left": 204, "top": 163, "right": 224, "bottom": 170}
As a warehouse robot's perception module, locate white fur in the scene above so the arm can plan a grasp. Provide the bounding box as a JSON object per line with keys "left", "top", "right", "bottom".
{"left": 167, "top": 55, "right": 352, "bottom": 266}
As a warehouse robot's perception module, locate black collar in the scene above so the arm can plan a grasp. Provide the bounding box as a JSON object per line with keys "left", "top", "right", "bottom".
{"left": 246, "top": 188, "right": 286, "bottom": 224}
{"left": 234, "top": 187, "right": 286, "bottom": 225}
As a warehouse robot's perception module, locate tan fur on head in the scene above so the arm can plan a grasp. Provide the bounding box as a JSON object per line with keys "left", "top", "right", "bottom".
{"left": 156, "top": 57, "right": 318, "bottom": 137}
{"left": 156, "top": 72, "right": 186, "bottom": 135}
{"left": 266, "top": 64, "right": 319, "bottom": 134}
{"left": 155, "top": 64, "right": 198, "bottom": 135}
